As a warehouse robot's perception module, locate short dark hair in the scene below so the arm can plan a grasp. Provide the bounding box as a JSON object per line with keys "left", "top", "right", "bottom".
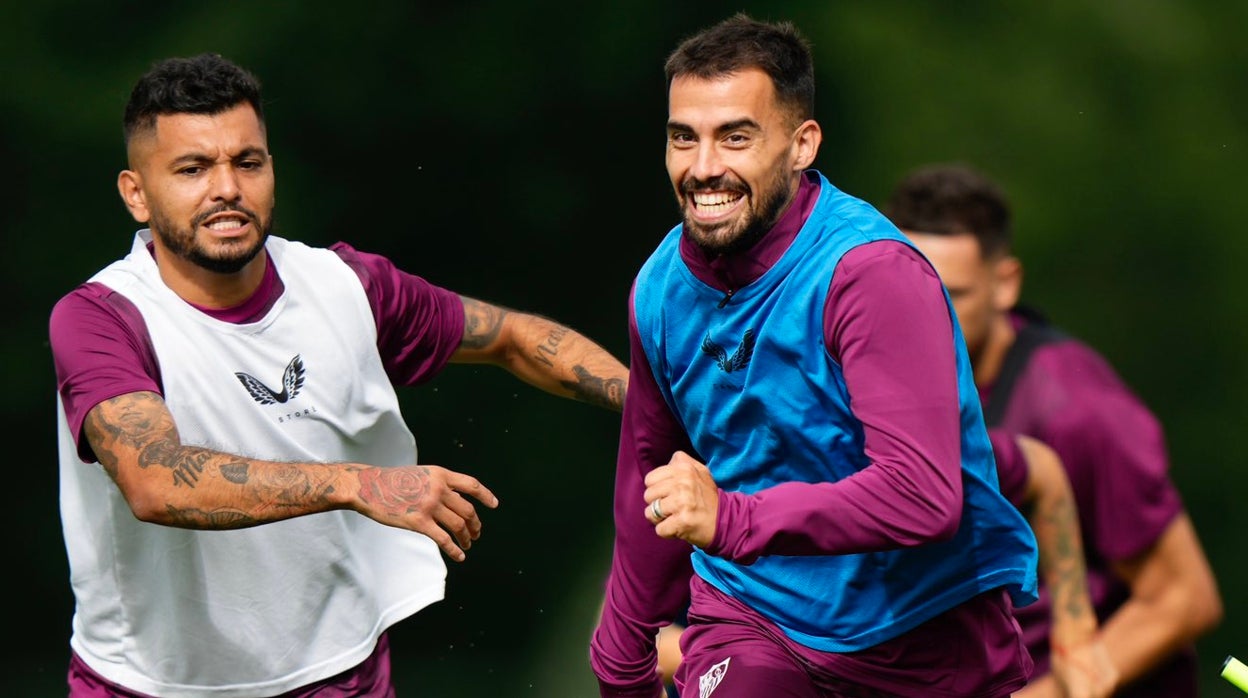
{"left": 883, "top": 162, "right": 1013, "bottom": 259}
{"left": 123, "top": 53, "right": 264, "bottom": 146}
{"left": 664, "top": 13, "right": 815, "bottom": 123}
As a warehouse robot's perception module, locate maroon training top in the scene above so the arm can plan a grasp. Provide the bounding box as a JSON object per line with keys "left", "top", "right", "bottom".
{"left": 987, "top": 311, "right": 1188, "bottom": 696}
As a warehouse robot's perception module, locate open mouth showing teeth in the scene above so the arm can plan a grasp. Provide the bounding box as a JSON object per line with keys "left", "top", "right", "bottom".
{"left": 206, "top": 219, "right": 246, "bottom": 231}
{"left": 691, "top": 191, "right": 744, "bottom": 214}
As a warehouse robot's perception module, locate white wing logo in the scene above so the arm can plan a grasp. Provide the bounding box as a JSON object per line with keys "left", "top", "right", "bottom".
{"left": 235, "top": 354, "right": 306, "bottom": 405}
{"left": 699, "top": 656, "right": 730, "bottom": 698}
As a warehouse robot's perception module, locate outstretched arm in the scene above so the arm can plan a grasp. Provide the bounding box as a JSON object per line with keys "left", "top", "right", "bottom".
{"left": 1098, "top": 514, "right": 1222, "bottom": 688}
{"left": 450, "top": 296, "right": 627, "bottom": 412}
{"left": 84, "top": 390, "right": 498, "bottom": 562}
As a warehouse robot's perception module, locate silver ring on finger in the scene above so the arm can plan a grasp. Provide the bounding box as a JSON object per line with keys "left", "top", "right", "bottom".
{"left": 651, "top": 498, "right": 665, "bottom": 520}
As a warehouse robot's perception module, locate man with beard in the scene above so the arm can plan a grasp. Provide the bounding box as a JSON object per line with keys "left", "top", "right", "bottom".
{"left": 590, "top": 15, "right": 1039, "bottom": 698}
{"left": 49, "top": 53, "right": 628, "bottom": 697}
{"left": 884, "top": 162, "right": 1222, "bottom": 697}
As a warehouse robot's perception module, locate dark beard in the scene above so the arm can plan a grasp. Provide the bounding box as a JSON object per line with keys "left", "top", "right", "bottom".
{"left": 681, "top": 174, "right": 793, "bottom": 257}
{"left": 185, "top": 234, "right": 267, "bottom": 274}
{"left": 151, "top": 203, "right": 272, "bottom": 274}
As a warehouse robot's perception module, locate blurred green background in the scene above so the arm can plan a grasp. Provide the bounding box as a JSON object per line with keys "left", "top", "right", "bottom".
{"left": 5, "top": 1, "right": 1245, "bottom": 695}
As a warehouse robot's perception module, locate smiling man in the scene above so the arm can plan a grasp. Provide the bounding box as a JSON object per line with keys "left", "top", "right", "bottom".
{"left": 50, "top": 53, "right": 627, "bottom": 697}
{"left": 590, "top": 15, "right": 1040, "bottom": 698}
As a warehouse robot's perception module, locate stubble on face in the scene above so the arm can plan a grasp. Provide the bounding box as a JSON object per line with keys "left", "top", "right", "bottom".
{"left": 149, "top": 201, "right": 272, "bottom": 274}
{"left": 678, "top": 165, "right": 793, "bottom": 257}
{"left": 124, "top": 105, "right": 276, "bottom": 277}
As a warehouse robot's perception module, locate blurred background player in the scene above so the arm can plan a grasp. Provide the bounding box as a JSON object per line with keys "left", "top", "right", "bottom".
{"left": 883, "top": 162, "right": 1222, "bottom": 697}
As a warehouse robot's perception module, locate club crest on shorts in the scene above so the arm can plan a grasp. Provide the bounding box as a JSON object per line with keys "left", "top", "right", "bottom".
{"left": 699, "top": 656, "right": 730, "bottom": 698}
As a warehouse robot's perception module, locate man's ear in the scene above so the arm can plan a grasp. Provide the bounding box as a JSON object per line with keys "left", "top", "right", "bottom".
{"left": 791, "top": 119, "right": 822, "bottom": 171}
{"left": 117, "top": 169, "right": 150, "bottom": 223}
{"left": 993, "top": 255, "right": 1023, "bottom": 311}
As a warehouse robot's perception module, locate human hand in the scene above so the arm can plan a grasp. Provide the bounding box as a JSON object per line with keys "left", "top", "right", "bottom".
{"left": 1013, "top": 641, "right": 1118, "bottom": 698}
{"left": 1049, "top": 639, "right": 1118, "bottom": 698}
{"left": 356, "top": 465, "right": 498, "bottom": 562}
{"left": 644, "top": 451, "right": 718, "bottom": 547}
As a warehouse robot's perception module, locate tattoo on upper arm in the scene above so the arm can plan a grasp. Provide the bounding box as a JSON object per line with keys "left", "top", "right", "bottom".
{"left": 461, "top": 298, "right": 504, "bottom": 350}
{"left": 87, "top": 392, "right": 170, "bottom": 444}
{"left": 86, "top": 392, "right": 176, "bottom": 480}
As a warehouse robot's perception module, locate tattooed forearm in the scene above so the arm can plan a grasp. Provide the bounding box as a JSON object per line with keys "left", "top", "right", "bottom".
{"left": 533, "top": 325, "right": 569, "bottom": 368}
{"left": 221, "top": 462, "right": 249, "bottom": 484}
{"left": 163, "top": 461, "right": 345, "bottom": 528}
{"left": 564, "top": 365, "right": 627, "bottom": 412}
{"left": 84, "top": 391, "right": 347, "bottom": 529}
{"left": 461, "top": 297, "right": 505, "bottom": 350}
{"left": 165, "top": 505, "right": 257, "bottom": 529}
{"left": 1036, "top": 490, "right": 1095, "bottom": 624}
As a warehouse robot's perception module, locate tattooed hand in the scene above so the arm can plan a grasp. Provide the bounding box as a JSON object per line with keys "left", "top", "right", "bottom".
{"left": 357, "top": 465, "right": 499, "bottom": 562}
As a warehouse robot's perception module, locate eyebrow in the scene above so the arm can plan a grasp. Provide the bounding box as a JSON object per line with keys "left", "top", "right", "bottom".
{"left": 169, "top": 146, "right": 269, "bottom": 167}
{"left": 667, "top": 118, "right": 762, "bottom": 136}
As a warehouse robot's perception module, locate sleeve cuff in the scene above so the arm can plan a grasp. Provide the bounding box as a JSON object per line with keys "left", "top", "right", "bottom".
{"left": 705, "top": 489, "right": 759, "bottom": 564}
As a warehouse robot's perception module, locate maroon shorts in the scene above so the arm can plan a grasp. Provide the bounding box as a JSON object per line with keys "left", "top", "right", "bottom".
{"left": 675, "top": 577, "right": 1031, "bottom": 698}
{"left": 68, "top": 632, "right": 396, "bottom": 697}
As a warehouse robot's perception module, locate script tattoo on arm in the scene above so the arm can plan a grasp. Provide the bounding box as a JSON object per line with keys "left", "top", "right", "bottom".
{"left": 533, "top": 324, "right": 569, "bottom": 368}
